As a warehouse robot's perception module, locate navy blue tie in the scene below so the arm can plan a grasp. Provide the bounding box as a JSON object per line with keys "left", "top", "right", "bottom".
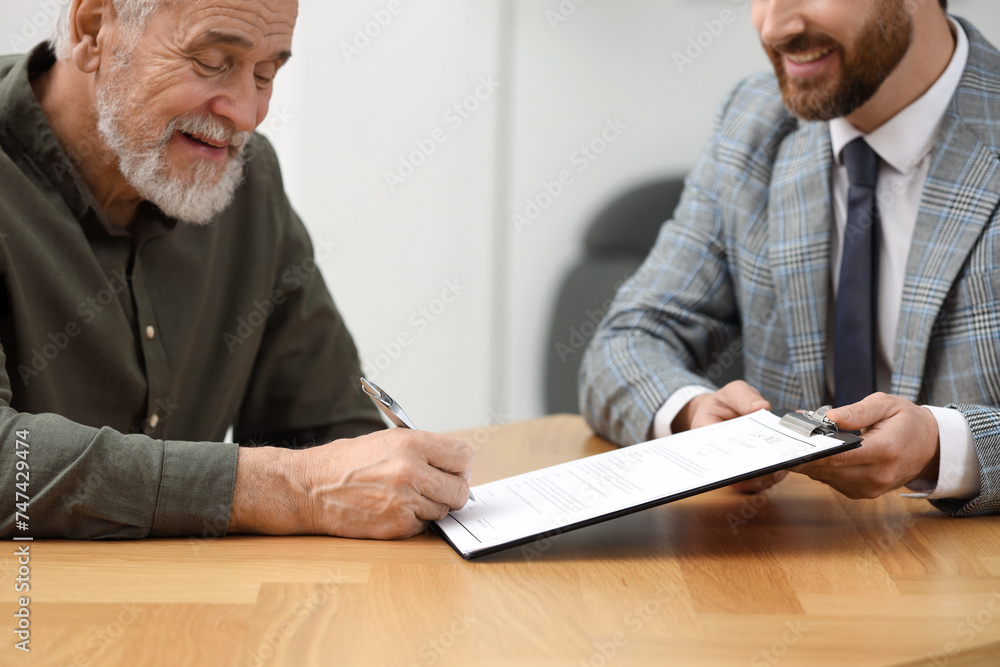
{"left": 834, "top": 138, "right": 879, "bottom": 407}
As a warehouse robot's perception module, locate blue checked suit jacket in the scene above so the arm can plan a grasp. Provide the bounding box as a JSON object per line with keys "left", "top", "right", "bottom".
{"left": 580, "top": 18, "right": 1000, "bottom": 517}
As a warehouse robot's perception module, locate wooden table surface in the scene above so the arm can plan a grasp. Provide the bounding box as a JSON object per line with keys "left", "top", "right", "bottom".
{"left": 4, "top": 415, "right": 1000, "bottom": 667}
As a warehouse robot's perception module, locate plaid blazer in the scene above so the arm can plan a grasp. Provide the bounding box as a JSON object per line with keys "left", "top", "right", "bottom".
{"left": 580, "top": 18, "right": 1000, "bottom": 517}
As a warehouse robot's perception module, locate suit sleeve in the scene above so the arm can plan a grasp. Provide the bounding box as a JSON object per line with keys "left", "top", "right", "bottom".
{"left": 930, "top": 404, "right": 1000, "bottom": 516}
{"left": 578, "top": 92, "right": 745, "bottom": 447}
{"left": 0, "top": 339, "right": 239, "bottom": 539}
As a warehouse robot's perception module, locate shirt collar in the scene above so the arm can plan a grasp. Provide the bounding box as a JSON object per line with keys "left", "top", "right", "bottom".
{"left": 829, "top": 17, "right": 969, "bottom": 175}
{"left": 0, "top": 43, "right": 176, "bottom": 239}
{"left": 0, "top": 45, "right": 101, "bottom": 224}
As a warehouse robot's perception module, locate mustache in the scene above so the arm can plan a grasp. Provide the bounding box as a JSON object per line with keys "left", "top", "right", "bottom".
{"left": 163, "top": 113, "right": 251, "bottom": 149}
{"left": 765, "top": 33, "right": 840, "bottom": 56}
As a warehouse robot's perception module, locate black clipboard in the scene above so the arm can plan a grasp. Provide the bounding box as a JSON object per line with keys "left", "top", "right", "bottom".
{"left": 434, "top": 407, "right": 861, "bottom": 560}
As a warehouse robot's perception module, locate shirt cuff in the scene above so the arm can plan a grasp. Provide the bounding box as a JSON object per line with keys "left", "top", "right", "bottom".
{"left": 901, "top": 406, "right": 981, "bottom": 500}
{"left": 651, "top": 385, "right": 715, "bottom": 440}
{"left": 151, "top": 440, "right": 240, "bottom": 537}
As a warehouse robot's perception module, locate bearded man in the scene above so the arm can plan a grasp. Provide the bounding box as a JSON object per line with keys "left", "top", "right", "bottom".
{"left": 581, "top": 0, "right": 1000, "bottom": 515}
{"left": 0, "top": 0, "right": 473, "bottom": 539}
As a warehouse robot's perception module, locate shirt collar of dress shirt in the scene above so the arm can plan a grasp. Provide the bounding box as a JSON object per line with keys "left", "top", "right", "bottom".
{"left": 829, "top": 17, "right": 969, "bottom": 175}
{"left": 0, "top": 43, "right": 177, "bottom": 240}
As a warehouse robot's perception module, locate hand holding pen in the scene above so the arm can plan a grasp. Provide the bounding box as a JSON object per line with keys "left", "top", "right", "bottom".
{"left": 361, "top": 378, "right": 476, "bottom": 502}
{"left": 231, "top": 392, "right": 472, "bottom": 540}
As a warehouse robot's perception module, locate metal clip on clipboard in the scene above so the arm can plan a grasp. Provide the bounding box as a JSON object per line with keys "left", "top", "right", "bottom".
{"left": 779, "top": 405, "right": 840, "bottom": 437}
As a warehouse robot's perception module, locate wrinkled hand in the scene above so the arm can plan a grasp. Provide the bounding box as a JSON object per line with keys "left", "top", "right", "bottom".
{"left": 672, "top": 381, "right": 786, "bottom": 493}
{"left": 228, "top": 428, "right": 472, "bottom": 539}
{"left": 792, "top": 393, "right": 940, "bottom": 499}
{"left": 299, "top": 429, "right": 473, "bottom": 539}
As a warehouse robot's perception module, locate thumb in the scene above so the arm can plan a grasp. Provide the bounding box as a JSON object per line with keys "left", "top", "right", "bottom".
{"left": 718, "top": 380, "right": 771, "bottom": 414}
{"left": 826, "top": 395, "right": 887, "bottom": 432}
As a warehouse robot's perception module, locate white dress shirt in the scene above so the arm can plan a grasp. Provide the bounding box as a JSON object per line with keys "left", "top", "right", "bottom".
{"left": 653, "top": 19, "right": 981, "bottom": 500}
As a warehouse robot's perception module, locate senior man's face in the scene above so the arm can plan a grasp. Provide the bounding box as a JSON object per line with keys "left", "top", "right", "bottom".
{"left": 96, "top": 0, "right": 296, "bottom": 224}
{"left": 752, "top": 0, "right": 912, "bottom": 121}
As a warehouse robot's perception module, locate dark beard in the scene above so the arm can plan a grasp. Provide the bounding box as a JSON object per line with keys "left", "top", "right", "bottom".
{"left": 763, "top": 0, "right": 913, "bottom": 121}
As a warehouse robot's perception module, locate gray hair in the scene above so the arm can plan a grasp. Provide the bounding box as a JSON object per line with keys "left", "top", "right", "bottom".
{"left": 51, "top": 0, "right": 168, "bottom": 59}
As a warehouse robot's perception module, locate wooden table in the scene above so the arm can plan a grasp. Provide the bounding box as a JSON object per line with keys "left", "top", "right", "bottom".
{"left": 4, "top": 415, "right": 1000, "bottom": 667}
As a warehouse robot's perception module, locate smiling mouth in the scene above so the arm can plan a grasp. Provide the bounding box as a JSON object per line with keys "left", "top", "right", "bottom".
{"left": 786, "top": 47, "right": 835, "bottom": 64}
{"left": 180, "top": 131, "right": 229, "bottom": 149}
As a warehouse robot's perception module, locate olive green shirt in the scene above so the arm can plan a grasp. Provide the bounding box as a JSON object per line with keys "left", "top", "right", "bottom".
{"left": 0, "top": 46, "right": 383, "bottom": 539}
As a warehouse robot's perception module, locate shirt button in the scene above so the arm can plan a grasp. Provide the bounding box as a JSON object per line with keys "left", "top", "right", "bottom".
{"left": 149, "top": 413, "right": 160, "bottom": 428}
{"left": 146, "top": 325, "right": 155, "bottom": 339}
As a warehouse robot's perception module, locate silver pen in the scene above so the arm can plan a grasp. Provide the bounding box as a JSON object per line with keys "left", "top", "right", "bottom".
{"left": 360, "top": 377, "right": 476, "bottom": 502}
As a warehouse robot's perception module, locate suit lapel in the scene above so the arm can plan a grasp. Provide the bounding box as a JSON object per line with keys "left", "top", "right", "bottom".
{"left": 768, "top": 121, "right": 833, "bottom": 409}
{"left": 891, "top": 19, "right": 1000, "bottom": 401}
{"left": 892, "top": 117, "right": 1000, "bottom": 401}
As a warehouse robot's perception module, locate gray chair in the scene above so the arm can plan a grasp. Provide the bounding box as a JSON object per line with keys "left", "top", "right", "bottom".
{"left": 544, "top": 177, "right": 743, "bottom": 414}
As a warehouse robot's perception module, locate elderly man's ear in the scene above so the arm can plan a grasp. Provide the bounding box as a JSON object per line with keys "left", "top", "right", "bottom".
{"left": 69, "top": 0, "right": 116, "bottom": 74}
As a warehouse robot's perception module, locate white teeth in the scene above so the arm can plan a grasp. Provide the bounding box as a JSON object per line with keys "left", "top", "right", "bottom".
{"left": 788, "top": 48, "right": 833, "bottom": 64}
{"left": 185, "top": 132, "right": 226, "bottom": 148}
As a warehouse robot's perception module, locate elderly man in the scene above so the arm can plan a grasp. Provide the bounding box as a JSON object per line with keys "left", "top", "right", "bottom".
{"left": 581, "top": 0, "right": 1000, "bottom": 515}
{"left": 0, "top": 0, "right": 472, "bottom": 539}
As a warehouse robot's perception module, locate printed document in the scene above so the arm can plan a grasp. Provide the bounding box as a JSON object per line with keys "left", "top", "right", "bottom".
{"left": 435, "top": 410, "right": 860, "bottom": 558}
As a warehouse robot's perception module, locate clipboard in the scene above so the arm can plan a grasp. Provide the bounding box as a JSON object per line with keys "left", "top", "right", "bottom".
{"left": 434, "top": 408, "right": 861, "bottom": 560}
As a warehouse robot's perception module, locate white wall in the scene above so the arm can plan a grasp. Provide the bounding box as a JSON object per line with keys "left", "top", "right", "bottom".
{"left": 262, "top": 2, "right": 503, "bottom": 432}
{"left": 504, "top": 0, "right": 768, "bottom": 422}
{"left": 3, "top": 0, "right": 1000, "bottom": 431}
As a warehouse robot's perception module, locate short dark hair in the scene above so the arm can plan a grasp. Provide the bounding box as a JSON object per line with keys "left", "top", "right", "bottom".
{"left": 940, "top": 0, "right": 947, "bottom": 9}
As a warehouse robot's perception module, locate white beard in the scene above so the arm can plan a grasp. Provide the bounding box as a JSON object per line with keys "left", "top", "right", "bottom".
{"left": 95, "top": 62, "right": 251, "bottom": 225}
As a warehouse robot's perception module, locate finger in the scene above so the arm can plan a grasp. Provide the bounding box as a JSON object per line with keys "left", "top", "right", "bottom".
{"left": 792, "top": 438, "right": 886, "bottom": 478}
{"left": 412, "top": 497, "right": 452, "bottom": 522}
{"left": 417, "top": 433, "right": 474, "bottom": 475}
{"left": 825, "top": 393, "right": 895, "bottom": 432}
{"left": 730, "top": 469, "right": 788, "bottom": 494}
{"left": 789, "top": 463, "right": 886, "bottom": 499}
{"left": 792, "top": 441, "right": 877, "bottom": 471}
{"left": 416, "top": 465, "right": 471, "bottom": 510}
{"left": 693, "top": 385, "right": 769, "bottom": 430}
{"left": 717, "top": 380, "right": 771, "bottom": 414}
{"left": 390, "top": 516, "right": 431, "bottom": 539}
